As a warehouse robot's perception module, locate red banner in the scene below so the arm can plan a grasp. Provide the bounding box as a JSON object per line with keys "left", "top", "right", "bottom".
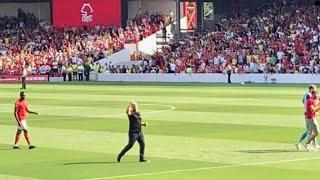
{"left": 52, "top": 0, "right": 121, "bottom": 27}
{"left": 0, "top": 76, "right": 19, "bottom": 82}
{"left": 183, "top": 2, "right": 197, "bottom": 30}
{"left": 0, "top": 75, "right": 48, "bottom": 83}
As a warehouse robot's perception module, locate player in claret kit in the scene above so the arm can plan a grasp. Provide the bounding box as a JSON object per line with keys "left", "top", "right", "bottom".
{"left": 296, "top": 85, "right": 319, "bottom": 150}
{"left": 304, "top": 91, "right": 320, "bottom": 151}
{"left": 13, "top": 92, "right": 38, "bottom": 150}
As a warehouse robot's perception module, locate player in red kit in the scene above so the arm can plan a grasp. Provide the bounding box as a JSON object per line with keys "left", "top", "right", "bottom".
{"left": 305, "top": 91, "right": 320, "bottom": 151}
{"left": 13, "top": 92, "right": 38, "bottom": 149}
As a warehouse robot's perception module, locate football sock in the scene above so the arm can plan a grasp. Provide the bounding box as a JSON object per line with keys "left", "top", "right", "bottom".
{"left": 299, "top": 131, "right": 309, "bottom": 143}
{"left": 313, "top": 138, "right": 318, "bottom": 146}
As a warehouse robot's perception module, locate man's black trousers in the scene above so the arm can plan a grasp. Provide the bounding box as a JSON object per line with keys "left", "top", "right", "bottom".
{"left": 118, "top": 132, "right": 145, "bottom": 160}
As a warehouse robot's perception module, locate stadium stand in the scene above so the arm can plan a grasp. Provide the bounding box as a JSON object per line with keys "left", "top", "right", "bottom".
{"left": 0, "top": 9, "right": 166, "bottom": 78}
{"left": 1, "top": 0, "right": 320, "bottom": 76}
{"left": 118, "top": 0, "right": 320, "bottom": 74}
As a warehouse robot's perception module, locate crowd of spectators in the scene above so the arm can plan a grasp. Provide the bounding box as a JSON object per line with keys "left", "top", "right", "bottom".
{"left": 0, "top": 9, "right": 168, "bottom": 78}
{"left": 3, "top": 1, "right": 320, "bottom": 76}
{"left": 115, "top": 0, "right": 320, "bottom": 74}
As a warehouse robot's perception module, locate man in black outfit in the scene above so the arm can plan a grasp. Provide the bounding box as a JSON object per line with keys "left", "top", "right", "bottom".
{"left": 225, "top": 63, "right": 232, "bottom": 84}
{"left": 117, "top": 101, "right": 149, "bottom": 163}
{"left": 162, "top": 26, "right": 167, "bottom": 42}
{"left": 84, "top": 63, "right": 91, "bottom": 81}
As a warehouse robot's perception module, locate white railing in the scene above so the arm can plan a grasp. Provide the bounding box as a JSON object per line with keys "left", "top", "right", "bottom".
{"left": 137, "top": 17, "right": 187, "bottom": 55}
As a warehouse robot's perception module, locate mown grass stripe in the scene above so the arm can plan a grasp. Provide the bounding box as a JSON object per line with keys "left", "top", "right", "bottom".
{"left": 0, "top": 124, "right": 313, "bottom": 165}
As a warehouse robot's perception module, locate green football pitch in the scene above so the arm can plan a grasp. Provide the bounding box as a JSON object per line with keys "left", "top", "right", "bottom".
{"left": 0, "top": 83, "right": 320, "bottom": 180}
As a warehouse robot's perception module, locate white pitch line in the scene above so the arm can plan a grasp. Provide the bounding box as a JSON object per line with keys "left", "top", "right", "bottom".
{"left": 35, "top": 104, "right": 176, "bottom": 121}
{"left": 81, "top": 156, "right": 320, "bottom": 180}
{"left": 141, "top": 104, "right": 176, "bottom": 115}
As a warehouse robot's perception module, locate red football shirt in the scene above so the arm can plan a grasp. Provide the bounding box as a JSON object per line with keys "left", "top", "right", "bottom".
{"left": 15, "top": 99, "right": 28, "bottom": 121}
{"left": 306, "top": 99, "right": 316, "bottom": 119}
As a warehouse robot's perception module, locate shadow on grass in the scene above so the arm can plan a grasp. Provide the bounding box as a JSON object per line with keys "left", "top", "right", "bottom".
{"left": 238, "top": 149, "right": 300, "bottom": 154}
{"left": 64, "top": 161, "right": 117, "bottom": 165}
{"left": 63, "top": 161, "right": 138, "bottom": 165}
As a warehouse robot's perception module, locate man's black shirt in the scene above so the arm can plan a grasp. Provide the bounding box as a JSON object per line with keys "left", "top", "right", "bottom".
{"left": 128, "top": 111, "right": 142, "bottom": 133}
